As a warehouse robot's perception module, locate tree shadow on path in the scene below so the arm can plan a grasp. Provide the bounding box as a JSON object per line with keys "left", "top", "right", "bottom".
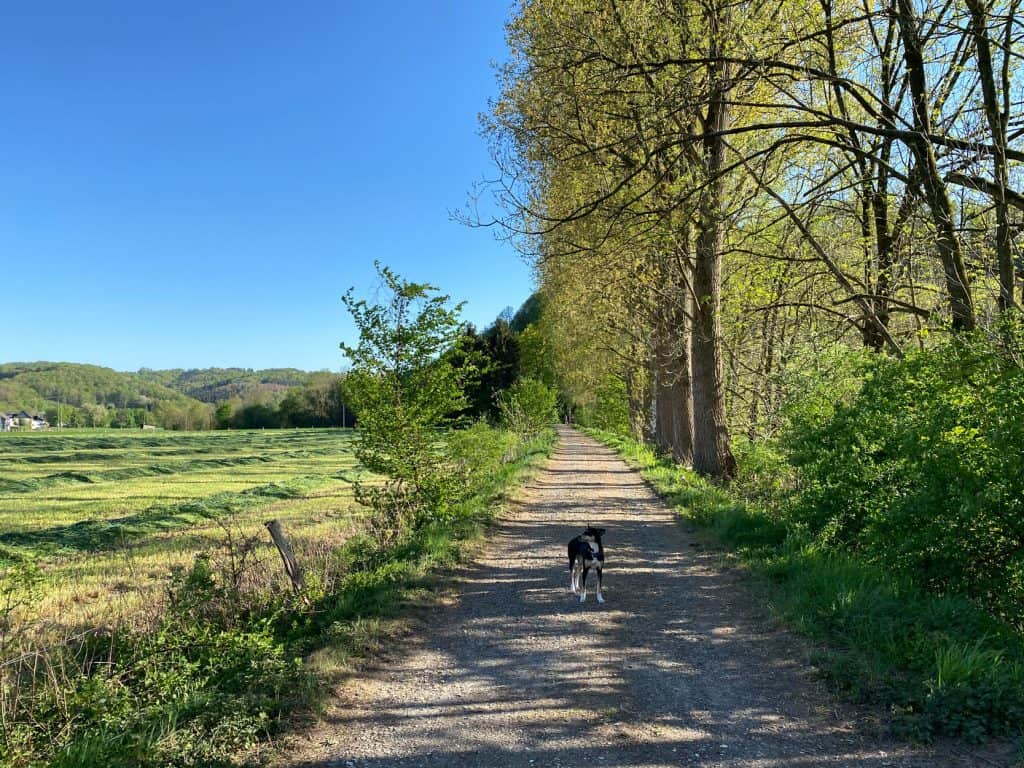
{"left": 287, "top": 427, "right": 1003, "bottom": 768}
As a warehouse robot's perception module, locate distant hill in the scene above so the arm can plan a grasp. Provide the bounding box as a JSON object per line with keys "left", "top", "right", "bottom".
{"left": 134, "top": 367, "right": 317, "bottom": 404}
{"left": 0, "top": 362, "right": 337, "bottom": 430}
{"left": 0, "top": 363, "right": 326, "bottom": 410}
{"left": 0, "top": 362, "right": 195, "bottom": 412}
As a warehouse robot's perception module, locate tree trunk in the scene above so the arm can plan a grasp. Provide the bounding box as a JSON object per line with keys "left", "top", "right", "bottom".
{"left": 966, "top": 0, "right": 1016, "bottom": 312}
{"left": 669, "top": 351, "right": 694, "bottom": 465}
{"left": 653, "top": 335, "right": 675, "bottom": 455}
{"left": 653, "top": 317, "right": 695, "bottom": 463}
{"left": 668, "top": 281, "right": 694, "bottom": 466}
{"left": 692, "top": 237, "right": 735, "bottom": 478}
{"left": 652, "top": 279, "right": 694, "bottom": 465}
{"left": 691, "top": 16, "right": 737, "bottom": 481}
{"left": 895, "top": 0, "right": 976, "bottom": 330}
{"left": 640, "top": 364, "right": 655, "bottom": 444}
{"left": 625, "top": 354, "right": 652, "bottom": 443}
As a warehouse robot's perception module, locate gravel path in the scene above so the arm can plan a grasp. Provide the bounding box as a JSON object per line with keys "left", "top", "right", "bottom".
{"left": 281, "top": 427, "right": 1011, "bottom": 768}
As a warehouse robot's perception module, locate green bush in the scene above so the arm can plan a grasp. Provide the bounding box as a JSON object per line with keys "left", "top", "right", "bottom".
{"left": 783, "top": 334, "right": 1024, "bottom": 627}
{"left": 448, "top": 420, "right": 519, "bottom": 480}
{"left": 340, "top": 263, "right": 468, "bottom": 542}
{"left": 5, "top": 558, "right": 308, "bottom": 768}
{"left": 496, "top": 378, "right": 558, "bottom": 437}
{"left": 576, "top": 374, "right": 629, "bottom": 434}
{"left": 731, "top": 436, "right": 795, "bottom": 503}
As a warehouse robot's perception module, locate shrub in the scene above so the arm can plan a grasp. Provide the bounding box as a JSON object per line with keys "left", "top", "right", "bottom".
{"left": 782, "top": 333, "right": 1024, "bottom": 627}
{"left": 496, "top": 378, "right": 558, "bottom": 437}
{"left": 341, "top": 262, "right": 467, "bottom": 541}
{"left": 2, "top": 553, "right": 310, "bottom": 768}
{"left": 587, "top": 425, "right": 1024, "bottom": 742}
{"left": 576, "top": 374, "right": 629, "bottom": 434}
{"left": 731, "top": 436, "right": 795, "bottom": 503}
{"left": 448, "top": 421, "right": 518, "bottom": 480}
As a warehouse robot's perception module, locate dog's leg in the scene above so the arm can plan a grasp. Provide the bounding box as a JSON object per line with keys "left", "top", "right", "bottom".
{"left": 579, "top": 566, "right": 589, "bottom": 603}
{"left": 570, "top": 559, "right": 579, "bottom": 594}
{"left": 596, "top": 566, "right": 605, "bottom": 603}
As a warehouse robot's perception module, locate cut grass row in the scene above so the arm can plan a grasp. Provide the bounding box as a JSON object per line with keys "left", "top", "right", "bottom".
{"left": 0, "top": 446, "right": 347, "bottom": 494}
{"left": 0, "top": 474, "right": 332, "bottom": 560}
{"left": 0, "top": 429, "right": 361, "bottom": 631}
{"left": 1, "top": 429, "right": 348, "bottom": 464}
{"left": 24, "top": 479, "right": 361, "bottom": 631}
{"left": 0, "top": 434, "right": 357, "bottom": 534}
{"left": 0, "top": 428, "right": 345, "bottom": 453}
{"left": 0, "top": 454, "right": 278, "bottom": 494}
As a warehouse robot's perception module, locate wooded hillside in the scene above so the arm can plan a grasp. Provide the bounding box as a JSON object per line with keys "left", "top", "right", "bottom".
{"left": 134, "top": 367, "right": 316, "bottom": 403}
{"left": 0, "top": 362, "right": 345, "bottom": 430}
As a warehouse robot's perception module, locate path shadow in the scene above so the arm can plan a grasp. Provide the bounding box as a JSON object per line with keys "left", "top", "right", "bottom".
{"left": 289, "top": 428, "right": 990, "bottom": 768}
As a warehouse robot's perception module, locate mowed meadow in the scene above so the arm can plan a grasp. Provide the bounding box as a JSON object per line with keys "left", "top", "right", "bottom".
{"left": 0, "top": 428, "right": 362, "bottom": 632}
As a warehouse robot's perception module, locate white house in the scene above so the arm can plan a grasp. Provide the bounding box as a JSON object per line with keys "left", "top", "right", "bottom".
{"left": 0, "top": 412, "right": 49, "bottom": 431}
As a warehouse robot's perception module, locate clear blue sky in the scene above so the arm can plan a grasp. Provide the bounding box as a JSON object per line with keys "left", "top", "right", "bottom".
{"left": 1, "top": 1, "right": 530, "bottom": 372}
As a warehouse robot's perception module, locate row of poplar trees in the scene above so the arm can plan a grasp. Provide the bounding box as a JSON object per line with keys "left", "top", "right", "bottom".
{"left": 484, "top": 0, "right": 1024, "bottom": 479}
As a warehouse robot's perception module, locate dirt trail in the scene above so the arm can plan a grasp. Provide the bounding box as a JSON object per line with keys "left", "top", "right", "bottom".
{"left": 282, "top": 427, "right": 1008, "bottom": 768}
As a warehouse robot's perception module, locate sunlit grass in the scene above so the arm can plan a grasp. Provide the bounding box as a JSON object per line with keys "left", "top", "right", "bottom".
{"left": 0, "top": 428, "right": 362, "bottom": 632}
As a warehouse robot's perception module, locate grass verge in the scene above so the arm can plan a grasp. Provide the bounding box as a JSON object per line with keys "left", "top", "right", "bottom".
{"left": 584, "top": 428, "right": 1024, "bottom": 744}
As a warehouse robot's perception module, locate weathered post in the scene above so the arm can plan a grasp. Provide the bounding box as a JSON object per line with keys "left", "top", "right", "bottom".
{"left": 265, "top": 519, "right": 309, "bottom": 605}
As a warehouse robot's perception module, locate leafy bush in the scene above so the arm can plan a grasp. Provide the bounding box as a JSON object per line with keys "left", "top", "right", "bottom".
{"left": 783, "top": 334, "right": 1024, "bottom": 627}
{"left": 448, "top": 421, "right": 519, "bottom": 479}
{"left": 496, "top": 377, "right": 558, "bottom": 437}
{"left": 730, "top": 436, "right": 795, "bottom": 503}
{"left": 341, "top": 262, "right": 467, "bottom": 539}
{"left": 575, "top": 374, "right": 629, "bottom": 434}
{"left": 3, "top": 555, "right": 309, "bottom": 768}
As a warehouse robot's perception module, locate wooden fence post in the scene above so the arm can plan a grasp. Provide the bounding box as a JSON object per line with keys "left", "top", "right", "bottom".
{"left": 265, "top": 519, "right": 310, "bottom": 605}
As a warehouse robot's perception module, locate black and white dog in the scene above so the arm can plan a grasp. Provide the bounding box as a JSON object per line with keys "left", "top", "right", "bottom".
{"left": 568, "top": 526, "right": 605, "bottom": 603}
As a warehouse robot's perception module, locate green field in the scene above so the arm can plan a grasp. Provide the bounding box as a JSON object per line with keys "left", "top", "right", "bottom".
{"left": 0, "top": 428, "right": 362, "bottom": 630}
